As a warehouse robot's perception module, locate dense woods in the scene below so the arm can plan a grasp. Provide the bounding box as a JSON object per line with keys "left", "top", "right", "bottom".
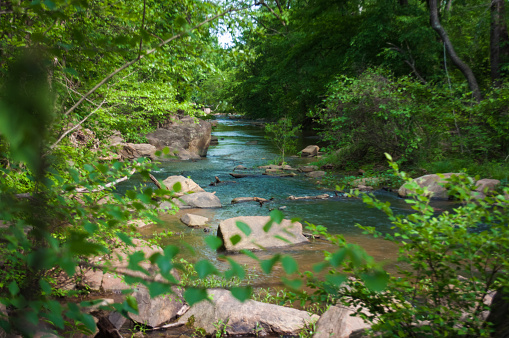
{"left": 1, "top": 0, "right": 509, "bottom": 337}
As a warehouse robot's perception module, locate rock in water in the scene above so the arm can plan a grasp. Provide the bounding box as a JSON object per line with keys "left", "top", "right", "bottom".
{"left": 398, "top": 173, "right": 465, "bottom": 199}
{"left": 217, "top": 216, "right": 308, "bottom": 252}
{"left": 178, "top": 289, "right": 318, "bottom": 336}
{"left": 301, "top": 145, "right": 319, "bottom": 157}
{"left": 162, "top": 175, "right": 204, "bottom": 195}
{"left": 175, "top": 192, "right": 222, "bottom": 208}
{"left": 181, "top": 213, "right": 209, "bottom": 227}
{"left": 145, "top": 116, "right": 211, "bottom": 157}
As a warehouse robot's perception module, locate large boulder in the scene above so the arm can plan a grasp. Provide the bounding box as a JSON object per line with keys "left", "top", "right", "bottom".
{"left": 175, "top": 192, "right": 222, "bottom": 209}
{"left": 145, "top": 116, "right": 212, "bottom": 158}
{"left": 178, "top": 289, "right": 318, "bottom": 336}
{"left": 313, "top": 305, "right": 371, "bottom": 338}
{"left": 475, "top": 178, "right": 500, "bottom": 193}
{"left": 129, "top": 284, "right": 186, "bottom": 328}
{"left": 301, "top": 145, "right": 319, "bottom": 157}
{"left": 162, "top": 175, "right": 205, "bottom": 195}
{"left": 83, "top": 239, "right": 163, "bottom": 292}
{"left": 398, "top": 173, "right": 462, "bottom": 199}
{"left": 181, "top": 213, "right": 209, "bottom": 227}
{"left": 217, "top": 216, "right": 308, "bottom": 252}
{"left": 119, "top": 143, "right": 157, "bottom": 160}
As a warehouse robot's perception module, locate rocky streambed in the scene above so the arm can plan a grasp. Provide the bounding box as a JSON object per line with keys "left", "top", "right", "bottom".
{"left": 55, "top": 117, "right": 505, "bottom": 338}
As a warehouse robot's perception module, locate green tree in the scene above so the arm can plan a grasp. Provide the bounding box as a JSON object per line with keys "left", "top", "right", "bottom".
{"left": 265, "top": 117, "right": 301, "bottom": 165}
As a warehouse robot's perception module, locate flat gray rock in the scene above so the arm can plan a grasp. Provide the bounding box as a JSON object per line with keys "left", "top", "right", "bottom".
{"left": 181, "top": 213, "right": 209, "bottom": 226}
{"left": 217, "top": 216, "right": 308, "bottom": 252}
{"left": 178, "top": 289, "right": 318, "bottom": 336}
{"left": 175, "top": 192, "right": 222, "bottom": 208}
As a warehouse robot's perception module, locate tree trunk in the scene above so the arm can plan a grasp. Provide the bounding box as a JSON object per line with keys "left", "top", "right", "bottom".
{"left": 490, "top": 0, "right": 509, "bottom": 85}
{"left": 428, "top": 0, "right": 481, "bottom": 102}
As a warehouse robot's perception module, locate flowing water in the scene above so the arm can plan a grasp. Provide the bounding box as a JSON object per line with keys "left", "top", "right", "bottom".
{"left": 117, "top": 118, "right": 437, "bottom": 281}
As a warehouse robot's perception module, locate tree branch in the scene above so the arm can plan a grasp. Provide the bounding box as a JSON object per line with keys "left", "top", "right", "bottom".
{"left": 50, "top": 100, "right": 106, "bottom": 151}
{"left": 254, "top": 0, "right": 287, "bottom": 27}
{"left": 138, "top": 0, "right": 147, "bottom": 59}
{"left": 62, "top": 7, "right": 237, "bottom": 118}
{"left": 429, "top": 0, "right": 481, "bottom": 102}
{"left": 387, "top": 43, "right": 427, "bottom": 84}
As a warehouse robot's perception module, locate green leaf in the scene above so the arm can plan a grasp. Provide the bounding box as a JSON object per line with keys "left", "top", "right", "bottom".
{"left": 270, "top": 209, "right": 284, "bottom": 224}
{"left": 164, "top": 245, "right": 180, "bottom": 259}
{"left": 326, "top": 274, "right": 347, "bottom": 287}
{"left": 117, "top": 232, "right": 134, "bottom": 246}
{"left": 126, "top": 295, "right": 139, "bottom": 313}
{"left": 261, "top": 254, "right": 280, "bottom": 274}
{"left": 224, "top": 258, "right": 245, "bottom": 280}
{"left": 361, "top": 270, "right": 389, "bottom": 292}
{"left": 205, "top": 236, "right": 223, "bottom": 250}
{"left": 8, "top": 281, "right": 19, "bottom": 296}
{"left": 236, "top": 221, "right": 252, "bottom": 236}
{"left": 184, "top": 288, "right": 208, "bottom": 306}
{"left": 282, "top": 277, "right": 303, "bottom": 290}
{"left": 230, "top": 234, "right": 242, "bottom": 246}
{"left": 173, "top": 182, "right": 182, "bottom": 193}
{"left": 240, "top": 250, "right": 260, "bottom": 261}
{"left": 313, "top": 261, "right": 329, "bottom": 273}
{"left": 148, "top": 282, "right": 171, "bottom": 298}
{"left": 127, "top": 251, "right": 150, "bottom": 276}
{"left": 231, "top": 286, "right": 252, "bottom": 302}
{"left": 194, "top": 260, "right": 218, "bottom": 279}
{"left": 281, "top": 255, "right": 298, "bottom": 274}
{"left": 330, "top": 248, "right": 347, "bottom": 267}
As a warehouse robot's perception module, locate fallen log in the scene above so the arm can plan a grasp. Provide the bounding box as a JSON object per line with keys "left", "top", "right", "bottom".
{"left": 287, "top": 194, "right": 330, "bottom": 200}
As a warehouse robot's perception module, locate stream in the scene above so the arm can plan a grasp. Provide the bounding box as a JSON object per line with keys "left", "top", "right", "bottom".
{"left": 118, "top": 118, "right": 444, "bottom": 283}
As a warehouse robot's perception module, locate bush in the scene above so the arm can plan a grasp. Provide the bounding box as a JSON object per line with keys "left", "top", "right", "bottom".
{"left": 339, "top": 155, "right": 509, "bottom": 337}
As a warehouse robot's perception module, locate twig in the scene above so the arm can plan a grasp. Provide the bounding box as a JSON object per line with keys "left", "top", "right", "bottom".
{"left": 74, "top": 168, "right": 136, "bottom": 193}
{"left": 138, "top": 0, "right": 147, "bottom": 59}
{"left": 254, "top": 0, "right": 287, "bottom": 27}
{"left": 149, "top": 173, "right": 162, "bottom": 189}
{"left": 49, "top": 100, "right": 106, "bottom": 151}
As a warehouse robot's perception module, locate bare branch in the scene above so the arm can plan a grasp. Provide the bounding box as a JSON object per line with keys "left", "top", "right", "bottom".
{"left": 254, "top": 0, "right": 287, "bottom": 26}
{"left": 50, "top": 100, "right": 106, "bottom": 151}
{"left": 74, "top": 168, "right": 136, "bottom": 193}
{"left": 387, "top": 43, "right": 427, "bottom": 84}
{"left": 138, "top": 0, "right": 147, "bottom": 58}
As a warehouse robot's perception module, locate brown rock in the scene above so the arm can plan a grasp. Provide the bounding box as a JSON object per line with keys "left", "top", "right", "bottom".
{"left": 217, "top": 216, "right": 308, "bottom": 252}
{"left": 145, "top": 116, "right": 211, "bottom": 157}
{"left": 398, "top": 173, "right": 464, "bottom": 199}
{"left": 313, "top": 305, "right": 371, "bottom": 338}
{"left": 180, "top": 213, "right": 209, "bottom": 227}
{"left": 162, "top": 175, "right": 204, "bottom": 195}
{"left": 301, "top": 145, "right": 320, "bottom": 157}
{"left": 306, "top": 171, "right": 326, "bottom": 178}
{"left": 178, "top": 289, "right": 318, "bottom": 336}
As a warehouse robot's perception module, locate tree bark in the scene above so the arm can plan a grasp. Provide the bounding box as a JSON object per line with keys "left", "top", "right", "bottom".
{"left": 428, "top": 0, "right": 481, "bottom": 102}
{"left": 490, "top": 0, "right": 509, "bottom": 85}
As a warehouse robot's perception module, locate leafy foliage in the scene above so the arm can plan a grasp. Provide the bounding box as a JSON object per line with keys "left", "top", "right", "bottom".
{"left": 342, "top": 155, "right": 509, "bottom": 337}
